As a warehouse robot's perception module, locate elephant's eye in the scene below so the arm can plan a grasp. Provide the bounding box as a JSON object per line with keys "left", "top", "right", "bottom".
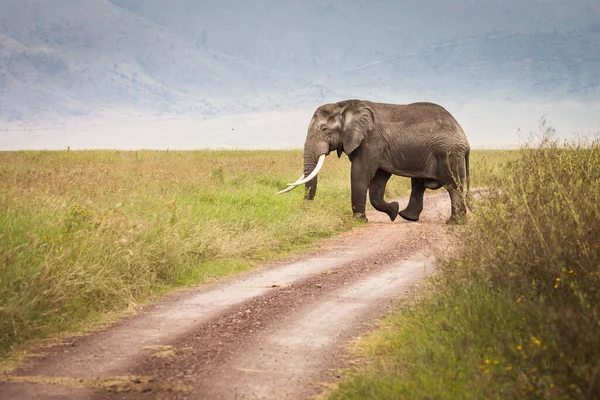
{"left": 320, "top": 125, "right": 330, "bottom": 133}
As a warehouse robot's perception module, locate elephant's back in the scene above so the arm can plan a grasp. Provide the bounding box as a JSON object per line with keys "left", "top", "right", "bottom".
{"left": 369, "top": 101, "right": 469, "bottom": 150}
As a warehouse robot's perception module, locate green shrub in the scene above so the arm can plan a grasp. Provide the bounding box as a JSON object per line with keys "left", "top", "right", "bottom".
{"left": 332, "top": 138, "right": 600, "bottom": 399}
{"left": 454, "top": 137, "right": 600, "bottom": 398}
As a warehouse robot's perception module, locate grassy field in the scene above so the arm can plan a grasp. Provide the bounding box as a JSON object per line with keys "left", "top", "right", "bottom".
{"left": 0, "top": 149, "right": 509, "bottom": 361}
{"left": 329, "top": 138, "right": 600, "bottom": 399}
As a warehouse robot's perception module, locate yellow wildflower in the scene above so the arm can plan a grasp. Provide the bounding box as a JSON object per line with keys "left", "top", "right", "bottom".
{"left": 505, "top": 366, "right": 512, "bottom": 371}
{"left": 516, "top": 345, "right": 522, "bottom": 351}
{"left": 517, "top": 296, "right": 524, "bottom": 303}
{"left": 493, "top": 360, "right": 500, "bottom": 365}
{"left": 485, "top": 359, "right": 491, "bottom": 364}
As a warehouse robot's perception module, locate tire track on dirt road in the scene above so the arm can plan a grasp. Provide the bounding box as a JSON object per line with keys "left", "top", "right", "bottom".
{"left": 0, "top": 191, "right": 479, "bottom": 400}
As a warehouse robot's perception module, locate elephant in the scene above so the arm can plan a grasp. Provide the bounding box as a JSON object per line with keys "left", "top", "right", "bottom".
{"left": 277, "top": 99, "right": 471, "bottom": 224}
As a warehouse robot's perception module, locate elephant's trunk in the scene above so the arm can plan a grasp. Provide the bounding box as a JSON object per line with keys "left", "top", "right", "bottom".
{"left": 303, "top": 152, "right": 318, "bottom": 200}
{"left": 276, "top": 129, "right": 328, "bottom": 197}
{"left": 301, "top": 135, "right": 329, "bottom": 199}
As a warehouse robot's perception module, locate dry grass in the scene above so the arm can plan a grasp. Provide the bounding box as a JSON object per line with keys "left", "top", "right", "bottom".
{"left": 0, "top": 150, "right": 350, "bottom": 357}
{"left": 0, "top": 149, "right": 506, "bottom": 360}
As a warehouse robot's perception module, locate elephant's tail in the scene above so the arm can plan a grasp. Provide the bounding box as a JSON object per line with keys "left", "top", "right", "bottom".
{"left": 465, "top": 150, "right": 473, "bottom": 211}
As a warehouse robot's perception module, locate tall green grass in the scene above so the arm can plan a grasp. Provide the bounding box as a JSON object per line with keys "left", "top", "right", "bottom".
{"left": 0, "top": 150, "right": 346, "bottom": 357}
{"left": 0, "top": 149, "right": 507, "bottom": 360}
{"left": 330, "top": 139, "right": 600, "bottom": 399}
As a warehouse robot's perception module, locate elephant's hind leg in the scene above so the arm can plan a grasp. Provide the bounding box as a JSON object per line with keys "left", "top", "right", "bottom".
{"left": 438, "top": 155, "right": 468, "bottom": 224}
{"left": 369, "top": 169, "right": 399, "bottom": 221}
{"left": 445, "top": 186, "right": 467, "bottom": 224}
{"left": 399, "top": 178, "right": 426, "bottom": 222}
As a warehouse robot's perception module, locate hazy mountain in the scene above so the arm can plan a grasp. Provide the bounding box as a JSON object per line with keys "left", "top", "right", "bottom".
{"left": 334, "top": 26, "right": 600, "bottom": 103}
{"left": 112, "top": 0, "right": 600, "bottom": 79}
{"left": 0, "top": 0, "right": 599, "bottom": 124}
{"left": 0, "top": 0, "right": 311, "bottom": 121}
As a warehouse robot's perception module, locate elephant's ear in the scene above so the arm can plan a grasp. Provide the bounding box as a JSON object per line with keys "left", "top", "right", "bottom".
{"left": 341, "top": 102, "right": 375, "bottom": 155}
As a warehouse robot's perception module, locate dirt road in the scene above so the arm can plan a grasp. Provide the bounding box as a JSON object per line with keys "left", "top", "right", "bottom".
{"left": 1, "top": 192, "right": 467, "bottom": 400}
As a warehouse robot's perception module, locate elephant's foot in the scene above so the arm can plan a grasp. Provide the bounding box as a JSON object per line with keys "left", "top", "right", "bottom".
{"left": 373, "top": 201, "right": 400, "bottom": 221}
{"left": 399, "top": 207, "right": 422, "bottom": 222}
{"left": 353, "top": 212, "right": 368, "bottom": 222}
{"left": 387, "top": 201, "right": 400, "bottom": 221}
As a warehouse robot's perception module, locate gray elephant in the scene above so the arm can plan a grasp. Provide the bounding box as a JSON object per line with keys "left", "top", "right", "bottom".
{"left": 278, "top": 100, "right": 471, "bottom": 224}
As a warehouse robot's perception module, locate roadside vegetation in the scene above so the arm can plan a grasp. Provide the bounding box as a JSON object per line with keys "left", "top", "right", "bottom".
{"left": 0, "top": 149, "right": 507, "bottom": 361}
{"left": 330, "top": 137, "right": 600, "bottom": 399}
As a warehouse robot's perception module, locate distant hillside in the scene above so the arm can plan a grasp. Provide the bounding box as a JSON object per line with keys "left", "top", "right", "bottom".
{"left": 112, "top": 0, "right": 600, "bottom": 79}
{"left": 0, "top": 0, "right": 599, "bottom": 122}
{"left": 0, "top": 0, "right": 309, "bottom": 122}
{"left": 334, "top": 27, "right": 600, "bottom": 102}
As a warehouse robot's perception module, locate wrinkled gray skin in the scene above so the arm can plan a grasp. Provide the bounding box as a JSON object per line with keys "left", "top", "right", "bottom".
{"left": 302, "top": 100, "right": 471, "bottom": 224}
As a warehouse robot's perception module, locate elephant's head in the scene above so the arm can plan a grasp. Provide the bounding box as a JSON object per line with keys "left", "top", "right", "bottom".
{"left": 278, "top": 100, "right": 375, "bottom": 198}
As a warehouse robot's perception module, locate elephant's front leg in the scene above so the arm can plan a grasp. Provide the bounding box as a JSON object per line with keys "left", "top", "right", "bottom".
{"left": 369, "top": 169, "right": 400, "bottom": 221}
{"left": 350, "top": 163, "right": 374, "bottom": 221}
{"left": 399, "top": 178, "right": 426, "bottom": 222}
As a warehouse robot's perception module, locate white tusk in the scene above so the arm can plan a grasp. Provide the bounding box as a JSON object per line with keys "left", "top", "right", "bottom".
{"left": 276, "top": 174, "right": 304, "bottom": 194}
{"left": 276, "top": 185, "right": 299, "bottom": 194}
{"left": 287, "top": 154, "right": 326, "bottom": 186}
{"left": 286, "top": 174, "right": 306, "bottom": 186}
